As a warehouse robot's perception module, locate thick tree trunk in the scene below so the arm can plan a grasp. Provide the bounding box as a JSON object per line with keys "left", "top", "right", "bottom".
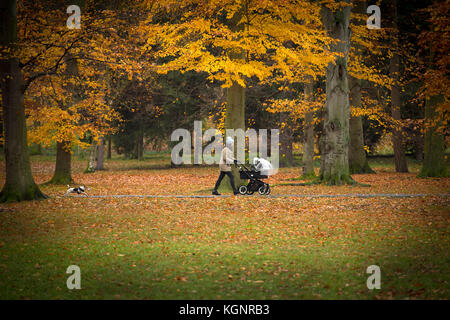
{"left": 419, "top": 95, "right": 447, "bottom": 177}
{"left": 319, "top": 3, "right": 353, "bottom": 185}
{"left": 49, "top": 141, "right": 74, "bottom": 184}
{"left": 0, "top": 60, "right": 47, "bottom": 202}
{"left": 302, "top": 77, "right": 315, "bottom": 178}
{"left": 219, "top": 81, "right": 246, "bottom": 192}
{"left": 96, "top": 137, "right": 105, "bottom": 170}
{"left": 0, "top": 0, "right": 47, "bottom": 202}
{"left": 225, "top": 82, "right": 246, "bottom": 131}
{"left": 348, "top": 76, "right": 374, "bottom": 174}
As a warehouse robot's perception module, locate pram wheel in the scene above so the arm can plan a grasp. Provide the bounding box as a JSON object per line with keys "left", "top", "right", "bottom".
{"left": 258, "top": 184, "right": 270, "bottom": 195}
{"left": 238, "top": 185, "right": 247, "bottom": 195}
{"left": 258, "top": 185, "right": 267, "bottom": 195}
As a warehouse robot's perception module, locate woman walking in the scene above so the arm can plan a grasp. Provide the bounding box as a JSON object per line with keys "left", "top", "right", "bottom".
{"left": 212, "top": 137, "right": 238, "bottom": 195}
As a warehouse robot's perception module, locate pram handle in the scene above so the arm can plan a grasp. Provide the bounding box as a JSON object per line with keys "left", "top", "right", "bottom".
{"left": 237, "top": 162, "right": 252, "bottom": 171}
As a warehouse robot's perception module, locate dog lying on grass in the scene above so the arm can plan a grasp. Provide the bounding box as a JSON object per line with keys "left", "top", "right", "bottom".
{"left": 64, "top": 185, "right": 89, "bottom": 197}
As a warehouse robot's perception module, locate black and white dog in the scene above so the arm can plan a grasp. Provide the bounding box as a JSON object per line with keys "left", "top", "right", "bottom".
{"left": 64, "top": 185, "right": 89, "bottom": 197}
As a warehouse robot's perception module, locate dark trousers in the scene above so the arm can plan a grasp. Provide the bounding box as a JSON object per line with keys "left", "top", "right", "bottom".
{"left": 213, "top": 171, "right": 236, "bottom": 192}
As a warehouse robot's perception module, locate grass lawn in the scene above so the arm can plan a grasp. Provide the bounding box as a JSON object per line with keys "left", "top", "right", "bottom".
{"left": 0, "top": 153, "right": 448, "bottom": 299}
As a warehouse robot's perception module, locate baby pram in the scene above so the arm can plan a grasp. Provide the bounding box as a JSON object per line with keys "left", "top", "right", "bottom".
{"left": 237, "top": 163, "right": 270, "bottom": 195}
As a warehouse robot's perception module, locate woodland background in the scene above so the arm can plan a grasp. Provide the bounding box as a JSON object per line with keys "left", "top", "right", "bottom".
{"left": 0, "top": 0, "right": 448, "bottom": 299}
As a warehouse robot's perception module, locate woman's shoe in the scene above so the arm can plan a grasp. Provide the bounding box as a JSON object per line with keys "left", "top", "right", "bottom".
{"left": 212, "top": 191, "right": 220, "bottom": 195}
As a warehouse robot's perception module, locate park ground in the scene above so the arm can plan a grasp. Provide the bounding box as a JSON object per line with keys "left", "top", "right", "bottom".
{"left": 0, "top": 152, "right": 448, "bottom": 299}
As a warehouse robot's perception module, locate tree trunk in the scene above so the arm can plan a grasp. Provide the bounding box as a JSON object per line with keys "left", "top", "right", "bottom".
{"left": 319, "top": 3, "right": 353, "bottom": 185}
{"left": 138, "top": 129, "right": 144, "bottom": 160}
{"left": 389, "top": 0, "right": 408, "bottom": 173}
{"left": 219, "top": 81, "right": 246, "bottom": 192}
{"left": 414, "top": 136, "right": 423, "bottom": 161}
{"left": 419, "top": 95, "right": 447, "bottom": 177}
{"left": 348, "top": 76, "right": 374, "bottom": 174}
{"left": 96, "top": 137, "right": 105, "bottom": 170}
{"left": 49, "top": 141, "right": 74, "bottom": 184}
{"left": 390, "top": 54, "right": 408, "bottom": 173}
{"left": 347, "top": 0, "right": 373, "bottom": 175}
{"left": 85, "top": 143, "right": 97, "bottom": 173}
{"left": 0, "top": 0, "right": 47, "bottom": 202}
{"left": 225, "top": 82, "right": 245, "bottom": 132}
{"left": 107, "top": 136, "right": 112, "bottom": 159}
{"left": 302, "top": 77, "right": 315, "bottom": 178}
{"left": 280, "top": 112, "right": 294, "bottom": 167}
{"left": 0, "top": 111, "right": 3, "bottom": 149}
{"left": 48, "top": 53, "right": 79, "bottom": 183}
{"left": 132, "top": 130, "right": 144, "bottom": 160}
{"left": 51, "top": 0, "right": 86, "bottom": 180}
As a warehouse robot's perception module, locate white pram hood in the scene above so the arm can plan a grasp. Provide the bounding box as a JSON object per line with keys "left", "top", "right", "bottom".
{"left": 253, "top": 157, "right": 273, "bottom": 176}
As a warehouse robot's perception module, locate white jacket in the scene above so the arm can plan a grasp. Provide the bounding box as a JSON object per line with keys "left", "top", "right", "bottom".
{"left": 219, "top": 146, "right": 234, "bottom": 172}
